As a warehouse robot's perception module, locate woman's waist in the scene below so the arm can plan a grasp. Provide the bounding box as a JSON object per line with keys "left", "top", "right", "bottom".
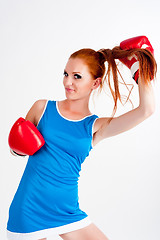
{"left": 27, "top": 156, "right": 80, "bottom": 184}
{"left": 23, "top": 161, "right": 79, "bottom": 190}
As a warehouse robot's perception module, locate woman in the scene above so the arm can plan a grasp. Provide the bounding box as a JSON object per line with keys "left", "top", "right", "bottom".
{"left": 7, "top": 36, "right": 157, "bottom": 240}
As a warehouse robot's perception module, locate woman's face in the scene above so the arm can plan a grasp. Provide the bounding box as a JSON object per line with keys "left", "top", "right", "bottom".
{"left": 63, "top": 57, "right": 99, "bottom": 100}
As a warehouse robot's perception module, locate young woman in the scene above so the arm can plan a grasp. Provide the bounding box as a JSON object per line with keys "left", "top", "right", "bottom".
{"left": 7, "top": 36, "right": 157, "bottom": 240}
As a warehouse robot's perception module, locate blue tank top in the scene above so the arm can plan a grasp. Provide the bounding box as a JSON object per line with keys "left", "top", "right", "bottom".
{"left": 35, "top": 100, "right": 98, "bottom": 185}
{"left": 7, "top": 100, "right": 99, "bottom": 233}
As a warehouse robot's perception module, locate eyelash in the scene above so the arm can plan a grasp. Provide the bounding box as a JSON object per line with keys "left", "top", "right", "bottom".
{"left": 63, "top": 71, "right": 68, "bottom": 77}
{"left": 74, "top": 74, "right": 82, "bottom": 79}
{"left": 63, "top": 72, "right": 82, "bottom": 79}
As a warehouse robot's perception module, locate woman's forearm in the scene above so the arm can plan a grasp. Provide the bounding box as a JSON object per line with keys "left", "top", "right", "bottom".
{"left": 138, "top": 77, "right": 155, "bottom": 114}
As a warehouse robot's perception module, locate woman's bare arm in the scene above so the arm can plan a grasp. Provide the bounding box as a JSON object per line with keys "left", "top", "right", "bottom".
{"left": 93, "top": 77, "right": 155, "bottom": 146}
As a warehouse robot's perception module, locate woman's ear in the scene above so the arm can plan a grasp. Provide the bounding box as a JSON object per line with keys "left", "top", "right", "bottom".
{"left": 92, "top": 77, "right": 101, "bottom": 89}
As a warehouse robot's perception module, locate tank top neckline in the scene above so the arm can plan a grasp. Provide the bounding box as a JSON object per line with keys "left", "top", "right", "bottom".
{"left": 55, "top": 100, "right": 94, "bottom": 122}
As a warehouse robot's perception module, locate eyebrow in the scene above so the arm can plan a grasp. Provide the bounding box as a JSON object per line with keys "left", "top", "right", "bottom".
{"left": 64, "top": 70, "right": 81, "bottom": 74}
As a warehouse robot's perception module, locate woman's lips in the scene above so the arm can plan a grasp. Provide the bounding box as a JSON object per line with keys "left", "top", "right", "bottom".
{"left": 65, "top": 88, "right": 75, "bottom": 92}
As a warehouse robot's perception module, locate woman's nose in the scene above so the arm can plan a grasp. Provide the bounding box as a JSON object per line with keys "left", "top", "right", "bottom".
{"left": 64, "top": 76, "right": 73, "bottom": 85}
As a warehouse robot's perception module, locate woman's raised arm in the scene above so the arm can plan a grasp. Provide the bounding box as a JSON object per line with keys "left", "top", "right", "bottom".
{"left": 92, "top": 77, "right": 155, "bottom": 146}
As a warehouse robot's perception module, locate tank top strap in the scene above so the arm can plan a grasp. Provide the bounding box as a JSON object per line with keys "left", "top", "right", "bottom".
{"left": 83, "top": 113, "right": 99, "bottom": 138}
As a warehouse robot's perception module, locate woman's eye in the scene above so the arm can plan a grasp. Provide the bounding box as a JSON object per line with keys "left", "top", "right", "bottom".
{"left": 63, "top": 71, "right": 68, "bottom": 77}
{"left": 74, "top": 74, "right": 82, "bottom": 79}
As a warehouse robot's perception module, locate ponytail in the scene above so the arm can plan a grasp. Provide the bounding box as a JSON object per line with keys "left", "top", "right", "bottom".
{"left": 96, "top": 47, "right": 157, "bottom": 123}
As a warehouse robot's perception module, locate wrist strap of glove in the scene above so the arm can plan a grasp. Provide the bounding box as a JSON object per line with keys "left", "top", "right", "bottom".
{"left": 130, "top": 61, "right": 139, "bottom": 77}
{"left": 10, "top": 148, "right": 26, "bottom": 157}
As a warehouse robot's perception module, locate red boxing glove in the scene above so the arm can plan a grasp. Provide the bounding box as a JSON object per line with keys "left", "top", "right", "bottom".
{"left": 119, "top": 36, "right": 154, "bottom": 83}
{"left": 8, "top": 117, "right": 45, "bottom": 156}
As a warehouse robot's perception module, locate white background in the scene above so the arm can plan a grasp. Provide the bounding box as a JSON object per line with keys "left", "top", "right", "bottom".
{"left": 0, "top": 0, "right": 160, "bottom": 239}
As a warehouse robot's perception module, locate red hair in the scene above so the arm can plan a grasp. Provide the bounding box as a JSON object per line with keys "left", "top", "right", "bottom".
{"left": 70, "top": 46, "right": 157, "bottom": 123}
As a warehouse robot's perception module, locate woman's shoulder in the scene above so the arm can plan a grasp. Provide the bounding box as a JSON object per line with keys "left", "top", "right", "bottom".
{"left": 25, "top": 99, "right": 48, "bottom": 126}
{"left": 34, "top": 99, "right": 48, "bottom": 109}
{"left": 92, "top": 116, "right": 110, "bottom": 134}
{"left": 34, "top": 99, "right": 49, "bottom": 125}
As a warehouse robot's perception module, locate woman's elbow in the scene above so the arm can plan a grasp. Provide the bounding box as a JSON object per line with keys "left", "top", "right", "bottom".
{"left": 145, "top": 107, "right": 155, "bottom": 117}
